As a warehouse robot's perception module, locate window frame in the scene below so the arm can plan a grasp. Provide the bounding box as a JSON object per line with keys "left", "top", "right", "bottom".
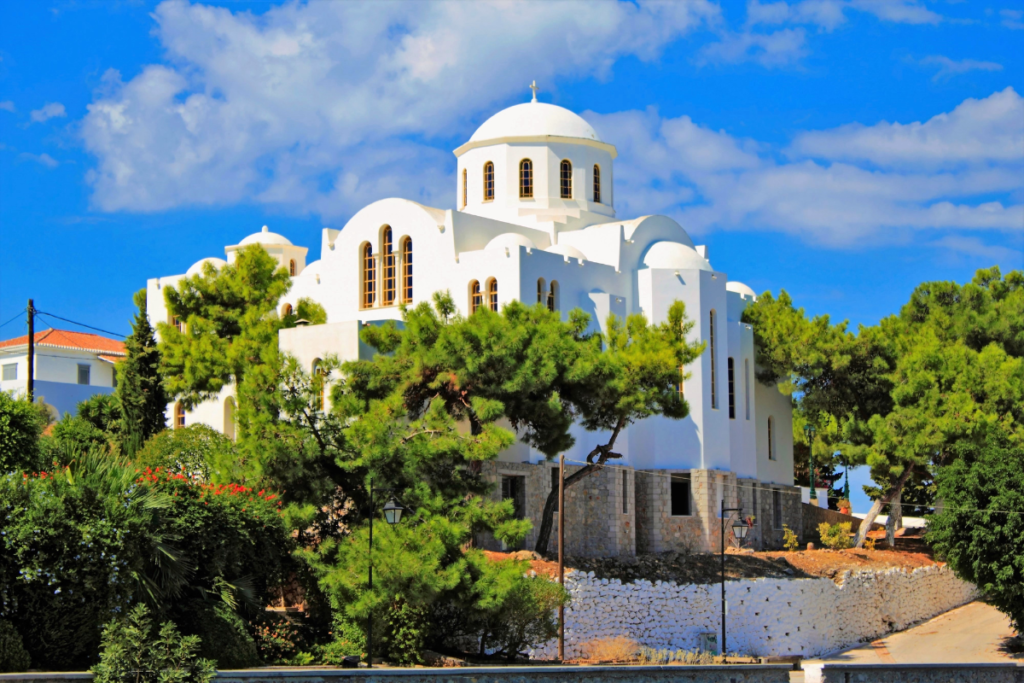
{"left": 593, "top": 164, "right": 601, "bottom": 203}
{"left": 401, "top": 237, "right": 413, "bottom": 304}
{"left": 1, "top": 363, "right": 16, "bottom": 381}
{"left": 289, "top": 259, "right": 296, "bottom": 276}
{"left": 519, "top": 159, "right": 533, "bottom": 199}
{"left": 174, "top": 402, "right": 185, "bottom": 430}
{"left": 537, "top": 277, "right": 546, "bottom": 305}
{"left": 487, "top": 277, "right": 498, "bottom": 312}
{"left": 670, "top": 474, "right": 692, "bottom": 517}
{"left": 728, "top": 357, "right": 736, "bottom": 419}
{"left": 361, "top": 242, "right": 376, "bottom": 309}
{"left": 483, "top": 161, "right": 495, "bottom": 202}
{"left": 621, "top": 469, "right": 629, "bottom": 514}
{"left": 469, "top": 280, "right": 482, "bottom": 314}
{"left": 768, "top": 416, "right": 776, "bottom": 461}
{"left": 560, "top": 159, "right": 572, "bottom": 199}
{"left": 462, "top": 168, "right": 468, "bottom": 209}
{"left": 547, "top": 280, "right": 558, "bottom": 312}
{"left": 77, "top": 363, "right": 91, "bottom": 386}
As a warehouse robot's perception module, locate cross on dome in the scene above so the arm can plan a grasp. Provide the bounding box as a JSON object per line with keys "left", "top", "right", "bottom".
{"left": 529, "top": 80, "right": 538, "bottom": 102}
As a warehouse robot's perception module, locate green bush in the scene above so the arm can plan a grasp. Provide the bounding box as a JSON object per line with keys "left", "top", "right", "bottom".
{"left": 134, "top": 425, "right": 233, "bottom": 482}
{"left": 0, "top": 392, "right": 48, "bottom": 473}
{"left": 818, "top": 521, "right": 853, "bottom": 550}
{"left": 782, "top": 524, "right": 800, "bottom": 551}
{"left": 179, "top": 601, "right": 259, "bottom": 669}
{"left": 0, "top": 619, "right": 30, "bottom": 673}
{"left": 92, "top": 604, "right": 215, "bottom": 683}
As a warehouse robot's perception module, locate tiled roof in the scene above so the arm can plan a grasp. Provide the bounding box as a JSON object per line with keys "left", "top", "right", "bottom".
{"left": 97, "top": 354, "right": 123, "bottom": 364}
{"left": 0, "top": 328, "right": 126, "bottom": 356}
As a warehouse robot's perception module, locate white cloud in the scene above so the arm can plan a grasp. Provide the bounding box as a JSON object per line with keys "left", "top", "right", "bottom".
{"left": 849, "top": 0, "right": 941, "bottom": 25}
{"left": 929, "top": 235, "right": 1023, "bottom": 265}
{"left": 1001, "top": 9, "right": 1024, "bottom": 30}
{"left": 918, "top": 55, "right": 1003, "bottom": 81}
{"left": 20, "top": 152, "right": 59, "bottom": 168}
{"left": 80, "top": 0, "right": 719, "bottom": 215}
{"left": 0, "top": 101, "right": 14, "bottom": 113}
{"left": 698, "top": 27, "right": 808, "bottom": 67}
{"left": 29, "top": 102, "right": 67, "bottom": 124}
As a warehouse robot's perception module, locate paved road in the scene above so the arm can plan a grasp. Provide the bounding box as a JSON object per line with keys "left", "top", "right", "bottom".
{"left": 794, "top": 601, "right": 1020, "bottom": 682}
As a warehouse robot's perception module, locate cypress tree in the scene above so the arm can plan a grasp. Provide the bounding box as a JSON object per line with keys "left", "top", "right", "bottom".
{"left": 117, "top": 289, "right": 168, "bottom": 456}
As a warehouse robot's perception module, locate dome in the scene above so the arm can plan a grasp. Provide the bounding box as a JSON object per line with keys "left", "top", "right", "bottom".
{"left": 239, "top": 225, "right": 293, "bottom": 247}
{"left": 485, "top": 233, "right": 537, "bottom": 252}
{"left": 186, "top": 257, "right": 227, "bottom": 276}
{"left": 726, "top": 281, "right": 757, "bottom": 300}
{"left": 642, "top": 241, "right": 712, "bottom": 272}
{"left": 470, "top": 102, "right": 601, "bottom": 143}
{"left": 545, "top": 243, "right": 588, "bottom": 262}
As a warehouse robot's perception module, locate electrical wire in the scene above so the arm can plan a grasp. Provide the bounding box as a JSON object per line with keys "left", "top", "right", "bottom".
{"left": 34, "top": 310, "right": 126, "bottom": 338}
{"left": 0, "top": 309, "right": 26, "bottom": 330}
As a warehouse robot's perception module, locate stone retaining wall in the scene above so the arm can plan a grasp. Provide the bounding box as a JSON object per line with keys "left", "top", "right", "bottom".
{"left": 530, "top": 564, "right": 978, "bottom": 660}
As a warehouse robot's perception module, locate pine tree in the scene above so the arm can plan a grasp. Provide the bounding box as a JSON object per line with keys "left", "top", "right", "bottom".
{"left": 117, "top": 289, "right": 168, "bottom": 456}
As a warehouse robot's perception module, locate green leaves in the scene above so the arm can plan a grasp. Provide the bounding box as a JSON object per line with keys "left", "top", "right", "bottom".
{"left": 117, "top": 289, "right": 168, "bottom": 456}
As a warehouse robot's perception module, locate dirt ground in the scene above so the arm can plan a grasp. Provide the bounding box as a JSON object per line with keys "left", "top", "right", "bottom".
{"left": 484, "top": 547, "right": 940, "bottom": 585}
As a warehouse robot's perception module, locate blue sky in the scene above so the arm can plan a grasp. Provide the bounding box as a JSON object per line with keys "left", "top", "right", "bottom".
{"left": 1, "top": 0, "right": 1022, "bottom": 509}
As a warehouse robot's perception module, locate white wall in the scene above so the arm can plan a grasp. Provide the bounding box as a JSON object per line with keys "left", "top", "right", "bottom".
{"left": 756, "top": 378, "right": 795, "bottom": 486}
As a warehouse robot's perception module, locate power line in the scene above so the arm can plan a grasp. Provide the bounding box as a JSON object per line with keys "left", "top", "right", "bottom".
{"left": 0, "top": 309, "right": 26, "bottom": 330}
{"left": 34, "top": 310, "right": 126, "bottom": 338}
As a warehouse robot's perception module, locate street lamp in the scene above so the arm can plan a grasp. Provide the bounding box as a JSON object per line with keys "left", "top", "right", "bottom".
{"left": 367, "top": 478, "right": 408, "bottom": 669}
{"left": 720, "top": 500, "right": 748, "bottom": 660}
{"left": 804, "top": 423, "right": 817, "bottom": 501}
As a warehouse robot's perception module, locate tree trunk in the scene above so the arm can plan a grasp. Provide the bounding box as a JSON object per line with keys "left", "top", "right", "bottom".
{"left": 885, "top": 490, "right": 903, "bottom": 548}
{"left": 854, "top": 465, "right": 914, "bottom": 548}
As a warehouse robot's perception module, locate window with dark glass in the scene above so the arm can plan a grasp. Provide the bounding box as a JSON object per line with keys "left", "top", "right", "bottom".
{"left": 382, "top": 227, "right": 396, "bottom": 306}
{"left": 362, "top": 243, "right": 375, "bottom": 309}
{"left": 621, "top": 470, "right": 628, "bottom": 514}
{"left": 728, "top": 357, "right": 736, "bottom": 419}
{"left": 519, "top": 159, "right": 533, "bottom": 198}
{"left": 469, "top": 280, "right": 482, "bottom": 313}
{"left": 593, "top": 164, "right": 601, "bottom": 203}
{"left": 77, "top": 364, "right": 90, "bottom": 386}
{"left": 551, "top": 467, "right": 560, "bottom": 511}
{"left": 560, "top": 159, "right": 572, "bottom": 199}
{"left": 483, "top": 162, "right": 495, "bottom": 201}
{"left": 401, "top": 237, "right": 413, "bottom": 304}
{"left": 671, "top": 474, "right": 692, "bottom": 516}
{"left": 488, "top": 278, "right": 498, "bottom": 312}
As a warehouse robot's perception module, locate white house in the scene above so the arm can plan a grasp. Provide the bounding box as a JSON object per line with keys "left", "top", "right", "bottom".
{"left": 148, "top": 91, "right": 798, "bottom": 554}
{"left": 0, "top": 328, "right": 125, "bottom": 418}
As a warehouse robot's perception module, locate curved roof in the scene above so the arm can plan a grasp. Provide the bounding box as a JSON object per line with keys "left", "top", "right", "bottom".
{"left": 486, "top": 232, "right": 537, "bottom": 252}
{"left": 726, "top": 281, "right": 757, "bottom": 300}
{"left": 186, "top": 257, "right": 227, "bottom": 276}
{"left": 545, "top": 243, "right": 588, "bottom": 262}
{"left": 470, "top": 102, "right": 601, "bottom": 143}
{"left": 642, "top": 241, "right": 712, "bottom": 272}
{"left": 239, "top": 226, "right": 293, "bottom": 247}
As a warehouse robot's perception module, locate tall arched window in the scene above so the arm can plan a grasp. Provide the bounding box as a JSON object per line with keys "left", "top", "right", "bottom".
{"left": 547, "top": 280, "right": 558, "bottom": 312}
{"left": 224, "top": 397, "right": 236, "bottom": 441}
{"left": 289, "top": 259, "right": 296, "bottom": 276}
{"left": 281, "top": 303, "right": 293, "bottom": 318}
{"left": 313, "top": 360, "right": 326, "bottom": 412}
{"left": 560, "top": 160, "right": 572, "bottom": 199}
{"left": 469, "top": 280, "right": 482, "bottom": 314}
{"left": 767, "top": 416, "right": 776, "bottom": 460}
{"left": 537, "top": 277, "right": 546, "bottom": 304}
{"left": 483, "top": 162, "right": 495, "bottom": 201}
{"left": 174, "top": 402, "right": 185, "bottom": 429}
{"left": 709, "top": 309, "right": 718, "bottom": 409}
{"left": 362, "top": 243, "right": 375, "bottom": 309}
{"left": 488, "top": 278, "right": 499, "bottom": 312}
{"left": 382, "top": 226, "right": 396, "bottom": 306}
{"left": 401, "top": 237, "right": 413, "bottom": 304}
{"left": 462, "top": 168, "right": 468, "bottom": 208}
{"left": 593, "top": 164, "right": 601, "bottom": 203}
{"left": 519, "top": 159, "right": 533, "bottom": 198}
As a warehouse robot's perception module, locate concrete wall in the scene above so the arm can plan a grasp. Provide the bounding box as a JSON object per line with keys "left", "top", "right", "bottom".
{"left": 819, "top": 664, "right": 1022, "bottom": 683}
{"left": 530, "top": 565, "right": 978, "bottom": 660}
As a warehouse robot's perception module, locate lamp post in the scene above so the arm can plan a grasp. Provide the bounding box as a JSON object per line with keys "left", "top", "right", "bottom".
{"left": 803, "top": 423, "right": 817, "bottom": 501}
{"left": 720, "top": 499, "right": 749, "bottom": 660}
{"left": 367, "top": 477, "right": 408, "bottom": 669}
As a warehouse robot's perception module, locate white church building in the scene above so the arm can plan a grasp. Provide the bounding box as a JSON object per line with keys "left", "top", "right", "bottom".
{"left": 147, "top": 91, "right": 799, "bottom": 555}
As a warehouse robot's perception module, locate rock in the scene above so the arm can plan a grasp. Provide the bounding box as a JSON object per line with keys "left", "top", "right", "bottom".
{"left": 422, "top": 650, "right": 467, "bottom": 667}
{"left": 340, "top": 655, "right": 361, "bottom": 668}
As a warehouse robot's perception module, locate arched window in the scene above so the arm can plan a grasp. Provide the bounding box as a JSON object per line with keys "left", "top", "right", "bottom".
{"left": 281, "top": 303, "right": 293, "bottom": 318}
{"left": 709, "top": 309, "right": 718, "bottom": 409}
{"left": 767, "top": 416, "right": 776, "bottom": 460}
{"left": 469, "top": 280, "right": 482, "bottom": 314}
{"left": 313, "top": 360, "right": 326, "bottom": 412}
{"left": 593, "top": 164, "right": 601, "bottom": 203}
{"left": 728, "top": 357, "right": 736, "bottom": 420}
{"left": 289, "top": 259, "right": 296, "bottom": 276}
{"left": 169, "top": 313, "right": 183, "bottom": 333}
{"left": 560, "top": 160, "right": 572, "bottom": 199}
{"left": 519, "top": 159, "right": 533, "bottom": 198}
{"left": 224, "top": 397, "right": 236, "bottom": 441}
{"left": 362, "top": 243, "right": 375, "bottom": 309}
{"left": 537, "top": 278, "right": 546, "bottom": 304}
{"left": 488, "top": 278, "right": 499, "bottom": 312}
{"left": 547, "top": 280, "right": 558, "bottom": 312}
{"left": 174, "top": 402, "right": 185, "bottom": 429}
{"left": 462, "top": 168, "right": 468, "bottom": 208}
{"left": 401, "top": 237, "right": 413, "bottom": 304}
{"left": 382, "top": 226, "right": 396, "bottom": 306}
{"left": 483, "top": 162, "right": 495, "bottom": 201}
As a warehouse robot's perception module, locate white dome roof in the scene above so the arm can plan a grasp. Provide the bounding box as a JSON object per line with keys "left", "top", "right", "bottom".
{"left": 486, "top": 232, "right": 537, "bottom": 252}
{"left": 470, "top": 102, "right": 601, "bottom": 143}
{"left": 726, "top": 281, "right": 757, "bottom": 300}
{"left": 186, "top": 257, "right": 227, "bottom": 276}
{"left": 545, "top": 243, "right": 588, "bottom": 262}
{"left": 642, "top": 241, "right": 712, "bottom": 272}
{"left": 239, "top": 225, "right": 293, "bottom": 247}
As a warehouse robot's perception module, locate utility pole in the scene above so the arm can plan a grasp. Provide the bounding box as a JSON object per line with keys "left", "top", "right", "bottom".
{"left": 557, "top": 453, "right": 565, "bottom": 661}
{"left": 26, "top": 299, "right": 35, "bottom": 402}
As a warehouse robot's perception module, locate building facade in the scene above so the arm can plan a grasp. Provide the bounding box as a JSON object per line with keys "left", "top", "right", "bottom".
{"left": 148, "top": 93, "right": 800, "bottom": 554}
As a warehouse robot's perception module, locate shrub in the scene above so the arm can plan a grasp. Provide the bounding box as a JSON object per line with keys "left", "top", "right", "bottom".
{"left": 818, "top": 521, "right": 853, "bottom": 550}
{"left": 782, "top": 524, "right": 800, "bottom": 551}
{"left": 637, "top": 646, "right": 716, "bottom": 665}
{"left": 580, "top": 636, "right": 639, "bottom": 663}
{"left": 134, "top": 425, "right": 233, "bottom": 482}
{"left": 0, "top": 392, "right": 48, "bottom": 473}
{"left": 0, "top": 619, "right": 30, "bottom": 673}
{"left": 92, "top": 604, "right": 215, "bottom": 683}
{"left": 179, "top": 601, "right": 259, "bottom": 669}
{"left": 864, "top": 538, "right": 877, "bottom": 551}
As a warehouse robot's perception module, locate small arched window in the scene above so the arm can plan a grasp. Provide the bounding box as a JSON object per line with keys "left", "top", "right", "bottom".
{"left": 488, "top": 278, "right": 499, "bottom": 312}
{"left": 401, "top": 237, "right": 413, "bottom": 304}
{"left": 560, "top": 160, "right": 572, "bottom": 199}
{"left": 519, "top": 159, "right": 533, "bottom": 198}
{"left": 224, "top": 397, "right": 236, "bottom": 441}
{"left": 483, "top": 162, "right": 495, "bottom": 201}
{"left": 537, "top": 278, "right": 546, "bottom": 304}
{"left": 469, "top": 280, "right": 482, "bottom": 314}
{"left": 382, "top": 226, "right": 396, "bottom": 306}
{"left": 313, "top": 360, "right": 326, "bottom": 412}
{"left": 768, "top": 416, "right": 776, "bottom": 461}
{"left": 289, "top": 259, "right": 296, "bottom": 276}
{"left": 593, "top": 164, "right": 601, "bottom": 203}
{"left": 174, "top": 402, "right": 185, "bottom": 429}
{"left": 462, "top": 168, "right": 468, "bottom": 209}
{"left": 362, "top": 243, "right": 375, "bottom": 309}
{"left": 281, "top": 303, "right": 293, "bottom": 318}
{"left": 547, "top": 280, "right": 558, "bottom": 312}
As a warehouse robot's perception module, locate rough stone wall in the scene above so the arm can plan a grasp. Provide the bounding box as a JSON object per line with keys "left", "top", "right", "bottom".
{"left": 530, "top": 565, "right": 978, "bottom": 660}
{"left": 749, "top": 483, "right": 802, "bottom": 550}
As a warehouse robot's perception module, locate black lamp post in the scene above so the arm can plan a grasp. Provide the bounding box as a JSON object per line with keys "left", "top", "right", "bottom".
{"left": 804, "top": 423, "right": 817, "bottom": 501}
{"left": 720, "top": 499, "right": 749, "bottom": 660}
{"left": 367, "top": 478, "right": 408, "bottom": 668}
